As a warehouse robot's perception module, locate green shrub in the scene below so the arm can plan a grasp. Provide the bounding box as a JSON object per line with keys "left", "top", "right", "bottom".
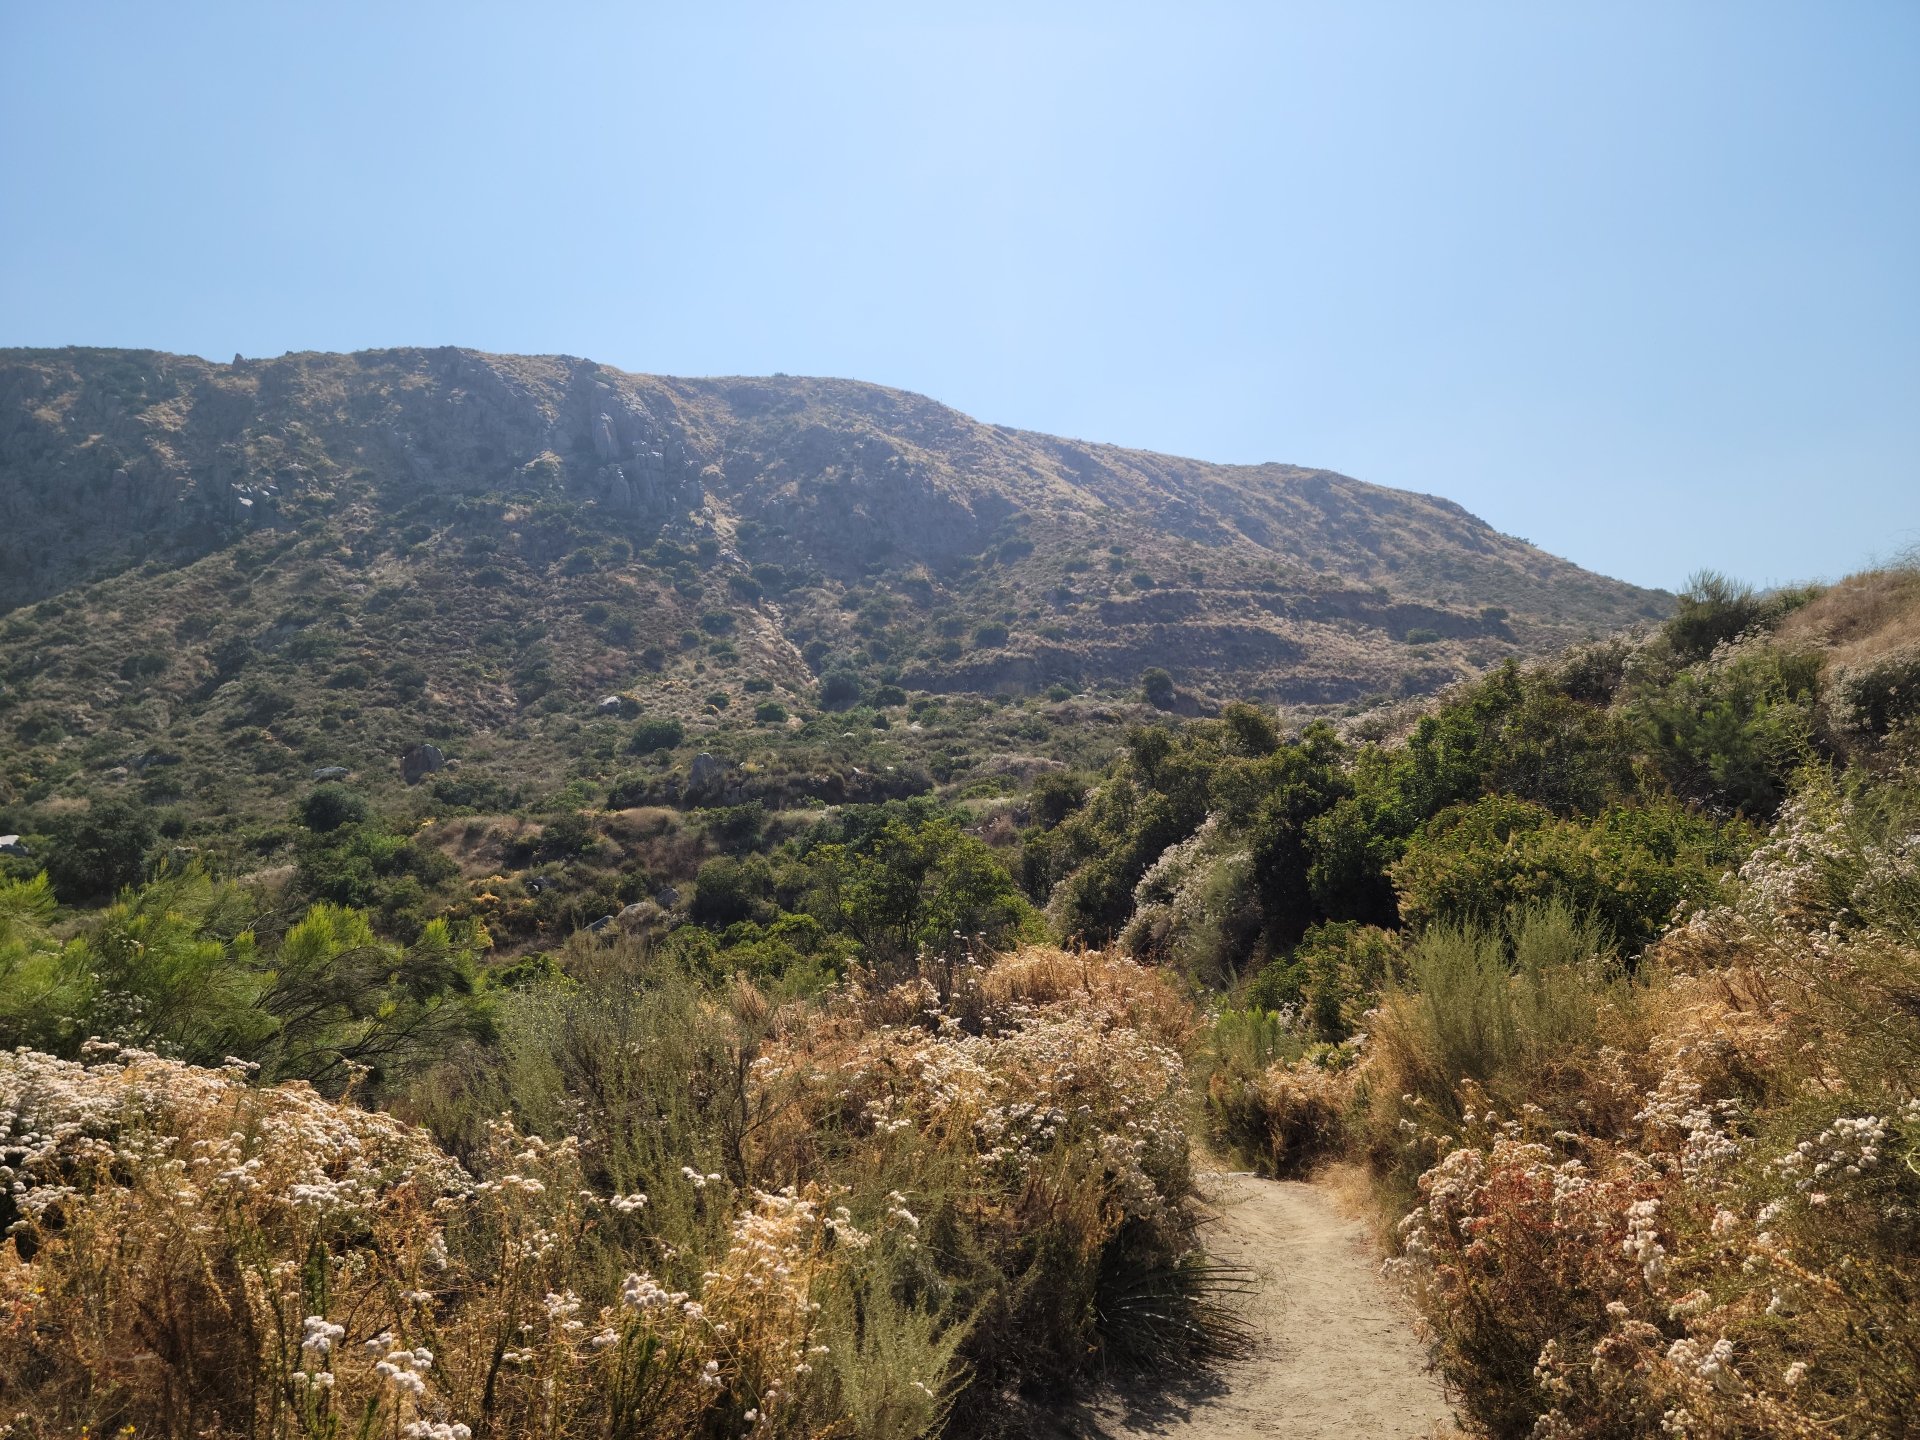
{"left": 1141, "top": 667, "right": 1175, "bottom": 709}
{"left": 689, "top": 855, "right": 771, "bottom": 927}
{"left": 630, "top": 717, "right": 686, "bottom": 753}
{"left": 1391, "top": 795, "right": 1742, "bottom": 951}
{"left": 43, "top": 799, "right": 157, "bottom": 905}
{"left": 1631, "top": 641, "right": 1821, "bottom": 816}
{"left": 818, "top": 670, "right": 863, "bottom": 710}
{"left": 299, "top": 783, "right": 367, "bottom": 833}
{"left": 1662, "top": 569, "right": 1763, "bottom": 661}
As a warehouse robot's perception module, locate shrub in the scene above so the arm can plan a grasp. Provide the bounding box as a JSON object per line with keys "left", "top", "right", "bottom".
{"left": 971, "top": 622, "right": 1009, "bottom": 649}
{"left": 754, "top": 700, "right": 789, "bottom": 724}
{"left": 630, "top": 717, "right": 686, "bottom": 754}
{"left": 1392, "top": 796, "right": 1742, "bottom": 952}
{"left": 1141, "top": 667, "right": 1176, "bottom": 709}
{"left": 538, "top": 811, "right": 599, "bottom": 860}
{"left": 118, "top": 651, "right": 169, "bottom": 680}
{"left": 43, "top": 799, "right": 157, "bottom": 904}
{"left": 1028, "top": 772, "right": 1087, "bottom": 830}
{"left": 1663, "top": 569, "right": 1763, "bottom": 661}
{"left": 299, "top": 782, "right": 367, "bottom": 833}
{"left": 1205, "top": 1049, "right": 1351, "bottom": 1178}
{"left": 818, "top": 670, "right": 863, "bottom": 710}
{"left": 1830, "top": 645, "right": 1920, "bottom": 738}
{"left": 1630, "top": 641, "right": 1821, "bottom": 817}
{"left": 689, "top": 855, "right": 770, "bottom": 927}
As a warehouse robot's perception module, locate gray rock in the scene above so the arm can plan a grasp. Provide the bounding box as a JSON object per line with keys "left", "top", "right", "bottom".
{"left": 585, "top": 914, "right": 616, "bottom": 935}
{"left": 686, "top": 752, "right": 727, "bottom": 800}
{"left": 0, "top": 835, "right": 30, "bottom": 858}
{"left": 400, "top": 744, "right": 446, "bottom": 785}
{"left": 598, "top": 695, "right": 627, "bottom": 715}
{"left": 527, "top": 877, "right": 550, "bottom": 895}
{"left": 591, "top": 413, "right": 622, "bottom": 463}
{"left": 654, "top": 885, "right": 680, "bottom": 909}
{"left": 312, "top": 766, "right": 351, "bottom": 781}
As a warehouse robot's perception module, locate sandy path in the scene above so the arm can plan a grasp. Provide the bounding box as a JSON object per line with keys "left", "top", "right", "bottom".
{"left": 1064, "top": 1171, "right": 1455, "bottom": 1440}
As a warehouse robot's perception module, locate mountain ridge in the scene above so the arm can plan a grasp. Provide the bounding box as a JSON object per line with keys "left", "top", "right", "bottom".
{"left": 0, "top": 345, "right": 1668, "bottom": 823}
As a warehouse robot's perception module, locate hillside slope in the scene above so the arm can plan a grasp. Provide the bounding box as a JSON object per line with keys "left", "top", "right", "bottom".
{"left": 0, "top": 346, "right": 1666, "bottom": 821}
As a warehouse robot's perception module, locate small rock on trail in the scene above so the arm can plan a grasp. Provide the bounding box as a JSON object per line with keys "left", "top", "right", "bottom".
{"left": 1062, "top": 1171, "right": 1455, "bottom": 1440}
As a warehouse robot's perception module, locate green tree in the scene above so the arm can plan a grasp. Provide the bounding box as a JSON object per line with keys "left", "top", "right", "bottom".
{"left": 300, "top": 783, "right": 368, "bottom": 833}
{"left": 1142, "top": 667, "right": 1176, "bottom": 709}
{"left": 43, "top": 798, "right": 157, "bottom": 904}
{"left": 808, "top": 816, "right": 1029, "bottom": 967}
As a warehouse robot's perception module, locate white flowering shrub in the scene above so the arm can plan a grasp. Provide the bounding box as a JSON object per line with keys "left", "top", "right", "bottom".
{"left": 1381, "top": 775, "right": 1920, "bottom": 1439}
{"left": 0, "top": 942, "right": 1208, "bottom": 1438}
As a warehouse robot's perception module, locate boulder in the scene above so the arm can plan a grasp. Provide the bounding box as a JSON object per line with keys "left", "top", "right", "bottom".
{"left": 686, "top": 752, "right": 727, "bottom": 801}
{"left": 312, "top": 766, "right": 351, "bottom": 781}
{"left": 0, "top": 835, "right": 30, "bottom": 858}
{"left": 598, "top": 695, "right": 629, "bottom": 715}
{"left": 653, "top": 885, "right": 681, "bottom": 909}
{"left": 585, "top": 914, "right": 616, "bottom": 936}
{"left": 400, "top": 744, "right": 446, "bottom": 786}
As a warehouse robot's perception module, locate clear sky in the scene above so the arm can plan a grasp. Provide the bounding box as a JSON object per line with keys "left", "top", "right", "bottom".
{"left": 3, "top": 2, "right": 1914, "bottom": 592}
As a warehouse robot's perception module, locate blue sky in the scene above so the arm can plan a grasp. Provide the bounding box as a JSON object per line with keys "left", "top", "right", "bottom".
{"left": 3, "top": 2, "right": 1914, "bottom": 592}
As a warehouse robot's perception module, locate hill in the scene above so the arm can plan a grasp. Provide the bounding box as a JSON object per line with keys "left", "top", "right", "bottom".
{"left": 0, "top": 346, "right": 1667, "bottom": 826}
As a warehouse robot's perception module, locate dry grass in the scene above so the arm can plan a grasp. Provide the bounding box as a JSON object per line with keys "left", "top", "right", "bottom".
{"left": 0, "top": 943, "right": 1211, "bottom": 1439}
{"left": 1378, "top": 782, "right": 1920, "bottom": 1439}
{"left": 1777, "top": 562, "right": 1920, "bottom": 669}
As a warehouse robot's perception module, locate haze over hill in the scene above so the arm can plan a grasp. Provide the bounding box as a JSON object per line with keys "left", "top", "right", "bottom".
{"left": 0, "top": 346, "right": 1666, "bottom": 818}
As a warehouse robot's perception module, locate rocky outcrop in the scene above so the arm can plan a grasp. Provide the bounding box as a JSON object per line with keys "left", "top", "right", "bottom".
{"left": 400, "top": 744, "right": 445, "bottom": 786}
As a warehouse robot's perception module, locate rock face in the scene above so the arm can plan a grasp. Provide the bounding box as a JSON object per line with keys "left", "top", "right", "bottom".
{"left": 0, "top": 347, "right": 1672, "bottom": 721}
{"left": 685, "top": 752, "right": 728, "bottom": 804}
{"left": 400, "top": 744, "right": 445, "bottom": 786}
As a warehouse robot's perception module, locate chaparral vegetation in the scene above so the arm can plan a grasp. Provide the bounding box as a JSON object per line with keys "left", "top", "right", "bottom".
{"left": 1, "top": 556, "right": 1916, "bottom": 1438}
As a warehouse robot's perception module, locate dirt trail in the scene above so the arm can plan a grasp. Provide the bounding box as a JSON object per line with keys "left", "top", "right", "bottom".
{"left": 1066, "top": 1171, "right": 1455, "bottom": 1439}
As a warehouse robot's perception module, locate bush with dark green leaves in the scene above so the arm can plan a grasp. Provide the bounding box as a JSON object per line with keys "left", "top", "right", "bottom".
{"left": 300, "top": 783, "right": 368, "bottom": 834}
{"left": 629, "top": 717, "right": 686, "bottom": 754}
{"left": 43, "top": 799, "right": 157, "bottom": 905}
{"left": 1142, "top": 667, "right": 1175, "bottom": 709}
{"left": 818, "top": 669, "right": 863, "bottom": 710}
{"left": 1390, "top": 794, "right": 1744, "bottom": 951}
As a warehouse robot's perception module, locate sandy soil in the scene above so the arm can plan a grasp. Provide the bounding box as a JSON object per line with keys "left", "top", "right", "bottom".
{"left": 1060, "top": 1171, "right": 1456, "bottom": 1439}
